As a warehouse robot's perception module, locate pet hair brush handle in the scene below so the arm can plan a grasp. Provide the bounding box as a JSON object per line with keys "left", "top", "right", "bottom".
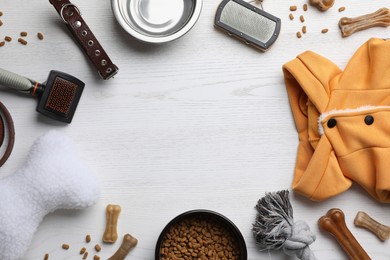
{"left": 0, "top": 68, "right": 38, "bottom": 94}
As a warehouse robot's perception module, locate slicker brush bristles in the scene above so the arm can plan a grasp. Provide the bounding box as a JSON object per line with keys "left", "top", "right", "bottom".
{"left": 253, "top": 190, "right": 317, "bottom": 260}
{"left": 45, "top": 77, "right": 78, "bottom": 116}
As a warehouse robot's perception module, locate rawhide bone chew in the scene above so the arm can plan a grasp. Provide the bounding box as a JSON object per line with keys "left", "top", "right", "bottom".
{"left": 354, "top": 211, "right": 390, "bottom": 241}
{"left": 108, "top": 233, "right": 138, "bottom": 260}
{"left": 0, "top": 131, "right": 100, "bottom": 260}
{"left": 339, "top": 8, "right": 390, "bottom": 37}
{"left": 103, "top": 204, "right": 121, "bottom": 243}
{"left": 318, "top": 208, "right": 370, "bottom": 260}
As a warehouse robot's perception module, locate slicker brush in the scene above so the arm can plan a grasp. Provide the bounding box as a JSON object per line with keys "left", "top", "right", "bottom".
{"left": 253, "top": 190, "right": 317, "bottom": 260}
{"left": 0, "top": 68, "right": 84, "bottom": 123}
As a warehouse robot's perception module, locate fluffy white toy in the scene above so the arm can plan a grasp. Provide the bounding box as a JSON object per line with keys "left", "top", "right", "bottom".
{"left": 0, "top": 131, "right": 100, "bottom": 260}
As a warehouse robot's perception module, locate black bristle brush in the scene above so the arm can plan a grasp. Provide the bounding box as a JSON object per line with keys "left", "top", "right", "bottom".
{"left": 0, "top": 68, "right": 84, "bottom": 123}
{"left": 253, "top": 190, "right": 317, "bottom": 260}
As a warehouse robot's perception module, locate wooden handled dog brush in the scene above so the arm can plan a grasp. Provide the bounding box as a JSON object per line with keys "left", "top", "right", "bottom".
{"left": 0, "top": 68, "right": 84, "bottom": 123}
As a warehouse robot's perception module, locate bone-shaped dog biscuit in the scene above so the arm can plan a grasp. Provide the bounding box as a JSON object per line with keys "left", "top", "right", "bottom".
{"left": 318, "top": 208, "right": 370, "bottom": 260}
{"left": 108, "top": 233, "right": 138, "bottom": 260}
{"left": 354, "top": 211, "right": 390, "bottom": 241}
{"left": 0, "top": 131, "right": 100, "bottom": 260}
{"left": 339, "top": 8, "right": 390, "bottom": 37}
{"left": 103, "top": 204, "right": 121, "bottom": 243}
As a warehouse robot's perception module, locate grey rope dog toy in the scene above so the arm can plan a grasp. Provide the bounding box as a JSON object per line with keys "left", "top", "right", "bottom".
{"left": 253, "top": 190, "right": 317, "bottom": 260}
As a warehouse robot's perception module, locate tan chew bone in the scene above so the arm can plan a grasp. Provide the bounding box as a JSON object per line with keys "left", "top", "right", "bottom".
{"left": 339, "top": 8, "right": 390, "bottom": 37}
{"left": 354, "top": 211, "right": 390, "bottom": 241}
{"left": 103, "top": 204, "right": 121, "bottom": 243}
{"left": 108, "top": 233, "right": 138, "bottom": 260}
{"left": 308, "top": 0, "right": 334, "bottom": 11}
{"left": 318, "top": 208, "right": 371, "bottom": 260}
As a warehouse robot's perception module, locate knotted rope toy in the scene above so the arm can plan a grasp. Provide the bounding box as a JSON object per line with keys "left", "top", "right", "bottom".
{"left": 253, "top": 190, "right": 316, "bottom": 260}
{"left": 0, "top": 131, "right": 100, "bottom": 260}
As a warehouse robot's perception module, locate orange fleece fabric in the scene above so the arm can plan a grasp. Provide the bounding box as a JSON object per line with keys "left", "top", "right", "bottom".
{"left": 283, "top": 38, "right": 390, "bottom": 202}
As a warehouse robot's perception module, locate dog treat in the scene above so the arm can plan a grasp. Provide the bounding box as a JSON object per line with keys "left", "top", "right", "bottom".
{"left": 86, "top": 234, "right": 91, "bottom": 243}
{"left": 339, "top": 8, "right": 390, "bottom": 37}
{"left": 37, "top": 32, "right": 44, "bottom": 40}
{"left": 321, "top": 28, "right": 329, "bottom": 33}
{"left": 95, "top": 244, "right": 101, "bottom": 252}
{"left": 103, "top": 204, "right": 121, "bottom": 243}
{"left": 80, "top": 247, "right": 87, "bottom": 254}
{"left": 0, "top": 11, "right": 3, "bottom": 16}
{"left": 300, "top": 15, "right": 305, "bottom": 22}
{"left": 83, "top": 252, "right": 88, "bottom": 260}
{"left": 303, "top": 4, "right": 308, "bottom": 11}
{"left": 309, "top": 0, "right": 334, "bottom": 11}
{"left": 339, "top": 6, "right": 346, "bottom": 12}
{"left": 0, "top": 20, "right": 3, "bottom": 26}
{"left": 108, "top": 233, "right": 138, "bottom": 260}
{"left": 17, "top": 38, "right": 27, "bottom": 45}
{"left": 302, "top": 26, "right": 307, "bottom": 33}
{"left": 62, "top": 244, "right": 70, "bottom": 250}
{"left": 289, "top": 14, "right": 294, "bottom": 20}
{"left": 296, "top": 31, "right": 302, "bottom": 38}
{"left": 4, "top": 36, "right": 12, "bottom": 42}
{"left": 44, "top": 253, "right": 49, "bottom": 260}
{"left": 290, "top": 5, "right": 297, "bottom": 11}
{"left": 20, "top": 32, "right": 27, "bottom": 37}
{"left": 94, "top": 256, "right": 100, "bottom": 260}
{"left": 0, "top": 42, "right": 4, "bottom": 47}
{"left": 354, "top": 211, "right": 390, "bottom": 241}
{"left": 319, "top": 208, "right": 370, "bottom": 260}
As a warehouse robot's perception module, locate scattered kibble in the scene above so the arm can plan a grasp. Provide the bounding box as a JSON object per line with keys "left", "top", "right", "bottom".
{"left": 302, "top": 26, "right": 307, "bottom": 34}
{"left": 20, "top": 32, "right": 28, "bottom": 37}
{"left": 4, "top": 36, "right": 11, "bottom": 42}
{"left": 93, "top": 256, "right": 100, "bottom": 260}
{"left": 18, "top": 38, "right": 27, "bottom": 45}
{"left": 62, "top": 244, "right": 70, "bottom": 250}
{"left": 303, "top": 4, "right": 308, "bottom": 11}
{"left": 86, "top": 234, "right": 91, "bottom": 243}
{"left": 290, "top": 5, "right": 297, "bottom": 11}
{"left": 289, "top": 13, "right": 294, "bottom": 20}
{"left": 94, "top": 244, "right": 101, "bottom": 252}
{"left": 0, "top": 20, "right": 3, "bottom": 26}
{"left": 37, "top": 32, "right": 44, "bottom": 40}
{"left": 83, "top": 252, "right": 89, "bottom": 260}
{"left": 44, "top": 253, "right": 49, "bottom": 260}
{"left": 296, "top": 31, "right": 302, "bottom": 38}
{"left": 321, "top": 28, "right": 329, "bottom": 33}
{"left": 0, "top": 41, "right": 4, "bottom": 47}
{"left": 0, "top": 11, "right": 3, "bottom": 16}
{"left": 339, "top": 6, "right": 346, "bottom": 12}
{"left": 300, "top": 15, "right": 305, "bottom": 23}
{"left": 80, "top": 247, "right": 87, "bottom": 254}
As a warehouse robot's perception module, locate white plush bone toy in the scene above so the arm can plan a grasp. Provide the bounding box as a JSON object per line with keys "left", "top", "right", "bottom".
{"left": 0, "top": 131, "right": 100, "bottom": 260}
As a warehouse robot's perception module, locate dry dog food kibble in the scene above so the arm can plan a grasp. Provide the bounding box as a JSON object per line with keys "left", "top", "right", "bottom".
{"left": 94, "top": 256, "right": 100, "bottom": 260}
{"left": 86, "top": 234, "right": 91, "bottom": 243}
{"left": 338, "top": 6, "right": 346, "bottom": 12}
{"left": 37, "top": 32, "right": 44, "bottom": 40}
{"left": 321, "top": 28, "right": 329, "bottom": 33}
{"left": 80, "top": 247, "right": 87, "bottom": 254}
{"left": 0, "top": 11, "right": 3, "bottom": 16}
{"left": 300, "top": 15, "right": 305, "bottom": 22}
{"left": 302, "top": 26, "right": 307, "bottom": 34}
{"left": 0, "top": 41, "right": 4, "bottom": 47}
{"left": 159, "top": 216, "right": 241, "bottom": 260}
{"left": 289, "top": 5, "right": 297, "bottom": 11}
{"left": 20, "top": 32, "right": 27, "bottom": 37}
{"left": 83, "top": 252, "right": 88, "bottom": 260}
{"left": 18, "top": 38, "right": 27, "bottom": 45}
{"left": 62, "top": 244, "right": 70, "bottom": 250}
{"left": 303, "top": 4, "right": 308, "bottom": 11}
{"left": 44, "top": 253, "right": 49, "bottom": 260}
{"left": 95, "top": 244, "right": 101, "bottom": 252}
{"left": 296, "top": 31, "right": 302, "bottom": 38}
{"left": 0, "top": 20, "right": 3, "bottom": 26}
{"left": 289, "top": 14, "right": 294, "bottom": 20}
{"left": 4, "top": 36, "right": 12, "bottom": 42}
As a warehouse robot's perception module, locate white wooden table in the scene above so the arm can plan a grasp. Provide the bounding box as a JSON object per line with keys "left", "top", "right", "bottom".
{"left": 1, "top": 0, "right": 389, "bottom": 259}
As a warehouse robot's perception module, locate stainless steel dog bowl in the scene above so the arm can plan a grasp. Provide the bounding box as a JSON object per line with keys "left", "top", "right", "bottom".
{"left": 111, "top": 0, "right": 203, "bottom": 43}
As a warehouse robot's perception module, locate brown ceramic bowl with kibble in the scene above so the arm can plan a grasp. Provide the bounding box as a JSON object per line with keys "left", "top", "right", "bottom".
{"left": 155, "top": 209, "right": 247, "bottom": 260}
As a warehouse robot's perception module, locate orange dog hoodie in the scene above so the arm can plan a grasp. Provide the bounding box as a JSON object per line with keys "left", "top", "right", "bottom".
{"left": 283, "top": 38, "right": 390, "bottom": 202}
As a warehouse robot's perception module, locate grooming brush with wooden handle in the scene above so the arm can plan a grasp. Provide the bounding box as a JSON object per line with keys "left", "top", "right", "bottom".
{"left": 0, "top": 68, "right": 84, "bottom": 123}
{"left": 319, "top": 208, "right": 371, "bottom": 260}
